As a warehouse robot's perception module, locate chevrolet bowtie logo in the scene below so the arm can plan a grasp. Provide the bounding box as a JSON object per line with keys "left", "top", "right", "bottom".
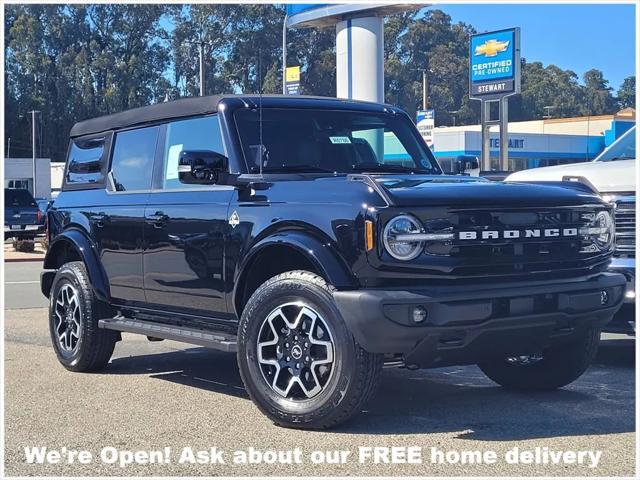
{"left": 475, "top": 39, "right": 510, "bottom": 57}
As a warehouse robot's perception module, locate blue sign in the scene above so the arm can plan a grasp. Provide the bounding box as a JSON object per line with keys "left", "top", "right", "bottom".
{"left": 469, "top": 28, "right": 520, "bottom": 98}
{"left": 286, "top": 4, "right": 328, "bottom": 16}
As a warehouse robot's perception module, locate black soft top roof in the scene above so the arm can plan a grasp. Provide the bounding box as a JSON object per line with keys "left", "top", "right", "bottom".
{"left": 69, "top": 94, "right": 399, "bottom": 138}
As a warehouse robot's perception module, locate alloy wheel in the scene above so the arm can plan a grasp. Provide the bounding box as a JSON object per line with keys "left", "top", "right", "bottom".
{"left": 257, "top": 302, "right": 334, "bottom": 400}
{"left": 54, "top": 283, "right": 82, "bottom": 354}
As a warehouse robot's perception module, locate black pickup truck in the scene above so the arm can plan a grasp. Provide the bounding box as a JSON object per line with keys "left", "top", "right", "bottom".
{"left": 4, "top": 188, "right": 44, "bottom": 240}
{"left": 41, "top": 95, "right": 625, "bottom": 429}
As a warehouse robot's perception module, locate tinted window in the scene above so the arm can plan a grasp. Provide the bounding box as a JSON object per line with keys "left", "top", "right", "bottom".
{"left": 66, "top": 137, "right": 105, "bottom": 185}
{"left": 162, "top": 116, "right": 225, "bottom": 190}
{"left": 110, "top": 126, "right": 159, "bottom": 192}
{"left": 5, "top": 189, "right": 37, "bottom": 207}
{"left": 234, "top": 108, "right": 440, "bottom": 174}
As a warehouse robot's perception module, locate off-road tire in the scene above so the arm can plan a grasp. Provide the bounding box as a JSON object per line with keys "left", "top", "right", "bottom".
{"left": 238, "top": 270, "right": 383, "bottom": 429}
{"left": 478, "top": 326, "right": 601, "bottom": 390}
{"left": 48, "top": 261, "right": 118, "bottom": 372}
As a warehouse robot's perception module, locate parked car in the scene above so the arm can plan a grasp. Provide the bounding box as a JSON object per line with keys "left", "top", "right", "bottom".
{"left": 41, "top": 95, "right": 625, "bottom": 429}
{"left": 4, "top": 188, "right": 44, "bottom": 240}
{"left": 506, "top": 126, "right": 636, "bottom": 334}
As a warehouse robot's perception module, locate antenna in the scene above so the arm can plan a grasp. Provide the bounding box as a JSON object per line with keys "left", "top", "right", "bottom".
{"left": 258, "top": 47, "right": 264, "bottom": 177}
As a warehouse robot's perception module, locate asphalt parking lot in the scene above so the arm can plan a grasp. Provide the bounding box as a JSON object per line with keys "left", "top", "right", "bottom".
{"left": 3, "top": 261, "right": 637, "bottom": 476}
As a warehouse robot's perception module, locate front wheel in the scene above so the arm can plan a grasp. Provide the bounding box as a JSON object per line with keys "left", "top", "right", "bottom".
{"left": 237, "top": 271, "right": 382, "bottom": 429}
{"left": 478, "top": 326, "right": 601, "bottom": 390}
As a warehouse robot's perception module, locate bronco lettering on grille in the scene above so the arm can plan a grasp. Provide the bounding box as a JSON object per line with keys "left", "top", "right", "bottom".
{"left": 459, "top": 228, "right": 579, "bottom": 240}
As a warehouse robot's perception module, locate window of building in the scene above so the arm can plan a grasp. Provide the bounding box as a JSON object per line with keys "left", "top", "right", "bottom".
{"left": 110, "top": 126, "right": 159, "bottom": 192}
{"left": 162, "top": 116, "right": 225, "bottom": 190}
{"left": 66, "top": 137, "right": 106, "bottom": 186}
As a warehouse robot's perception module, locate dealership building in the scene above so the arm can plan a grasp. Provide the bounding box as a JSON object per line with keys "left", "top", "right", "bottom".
{"left": 431, "top": 108, "right": 636, "bottom": 172}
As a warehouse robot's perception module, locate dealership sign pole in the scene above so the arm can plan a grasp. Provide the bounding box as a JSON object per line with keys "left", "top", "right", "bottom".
{"left": 469, "top": 28, "right": 521, "bottom": 171}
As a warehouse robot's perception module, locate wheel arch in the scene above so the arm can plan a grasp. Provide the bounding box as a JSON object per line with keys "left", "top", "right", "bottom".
{"left": 232, "top": 231, "right": 357, "bottom": 317}
{"left": 42, "top": 229, "right": 110, "bottom": 301}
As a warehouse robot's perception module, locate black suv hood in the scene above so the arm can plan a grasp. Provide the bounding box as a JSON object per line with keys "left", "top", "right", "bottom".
{"left": 370, "top": 174, "right": 603, "bottom": 208}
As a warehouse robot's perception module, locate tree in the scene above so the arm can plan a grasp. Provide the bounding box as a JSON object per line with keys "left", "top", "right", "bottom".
{"left": 581, "top": 68, "right": 617, "bottom": 115}
{"left": 384, "top": 10, "right": 478, "bottom": 125}
{"left": 4, "top": 4, "right": 170, "bottom": 161}
{"left": 4, "top": 3, "right": 632, "bottom": 162}
{"left": 617, "top": 76, "right": 635, "bottom": 109}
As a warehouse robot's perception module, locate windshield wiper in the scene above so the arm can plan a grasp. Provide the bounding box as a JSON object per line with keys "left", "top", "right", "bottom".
{"left": 262, "top": 164, "right": 335, "bottom": 174}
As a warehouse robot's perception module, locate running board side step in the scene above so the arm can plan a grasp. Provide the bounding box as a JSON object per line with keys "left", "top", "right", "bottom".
{"left": 99, "top": 316, "right": 237, "bottom": 353}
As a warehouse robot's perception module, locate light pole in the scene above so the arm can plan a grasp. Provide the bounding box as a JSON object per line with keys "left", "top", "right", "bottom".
{"left": 185, "top": 31, "right": 215, "bottom": 97}
{"left": 29, "top": 110, "right": 40, "bottom": 197}
{"left": 198, "top": 41, "right": 205, "bottom": 97}
{"left": 415, "top": 68, "right": 428, "bottom": 110}
{"left": 282, "top": 14, "right": 288, "bottom": 95}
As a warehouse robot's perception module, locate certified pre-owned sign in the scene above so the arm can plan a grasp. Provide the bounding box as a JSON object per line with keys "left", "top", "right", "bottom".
{"left": 469, "top": 28, "right": 521, "bottom": 100}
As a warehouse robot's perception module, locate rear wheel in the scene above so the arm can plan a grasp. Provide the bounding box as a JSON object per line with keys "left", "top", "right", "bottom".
{"left": 48, "top": 261, "right": 118, "bottom": 372}
{"left": 238, "top": 271, "right": 382, "bottom": 429}
{"left": 478, "top": 326, "right": 601, "bottom": 390}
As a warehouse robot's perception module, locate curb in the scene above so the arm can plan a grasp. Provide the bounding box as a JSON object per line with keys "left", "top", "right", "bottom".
{"left": 4, "top": 257, "right": 45, "bottom": 263}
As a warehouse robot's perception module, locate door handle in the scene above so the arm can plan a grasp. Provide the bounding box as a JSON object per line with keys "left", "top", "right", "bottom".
{"left": 90, "top": 212, "right": 107, "bottom": 228}
{"left": 146, "top": 211, "right": 169, "bottom": 228}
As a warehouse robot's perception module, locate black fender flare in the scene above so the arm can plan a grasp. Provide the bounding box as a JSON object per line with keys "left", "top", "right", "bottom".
{"left": 233, "top": 230, "right": 358, "bottom": 310}
{"left": 42, "top": 229, "right": 110, "bottom": 302}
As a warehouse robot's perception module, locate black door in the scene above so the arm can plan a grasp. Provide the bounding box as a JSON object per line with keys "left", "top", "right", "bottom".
{"left": 142, "top": 114, "right": 234, "bottom": 318}
{"left": 96, "top": 125, "right": 159, "bottom": 305}
{"left": 143, "top": 189, "right": 234, "bottom": 315}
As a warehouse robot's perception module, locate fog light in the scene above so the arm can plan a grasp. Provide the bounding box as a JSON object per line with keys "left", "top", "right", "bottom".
{"left": 626, "top": 290, "right": 635, "bottom": 299}
{"left": 412, "top": 306, "right": 428, "bottom": 323}
{"left": 600, "top": 290, "right": 609, "bottom": 306}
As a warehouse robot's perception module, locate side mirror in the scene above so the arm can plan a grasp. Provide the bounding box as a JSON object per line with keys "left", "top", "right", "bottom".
{"left": 178, "top": 150, "right": 229, "bottom": 185}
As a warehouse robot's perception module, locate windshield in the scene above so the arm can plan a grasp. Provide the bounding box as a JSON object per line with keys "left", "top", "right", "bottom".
{"left": 234, "top": 108, "right": 441, "bottom": 175}
{"left": 5, "top": 189, "right": 37, "bottom": 208}
{"left": 595, "top": 126, "right": 636, "bottom": 162}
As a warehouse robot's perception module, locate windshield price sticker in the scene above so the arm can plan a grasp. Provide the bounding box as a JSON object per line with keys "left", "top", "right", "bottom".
{"left": 329, "top": 136, "right": 351, "bottom": 144}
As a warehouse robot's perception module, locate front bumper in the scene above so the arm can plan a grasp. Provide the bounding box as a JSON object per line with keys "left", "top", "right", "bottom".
{"left": 333, "top": 272, "right": 626, "bottom": 368}
{"left": 607, "top": 257, "right": 635, "bottom": 334}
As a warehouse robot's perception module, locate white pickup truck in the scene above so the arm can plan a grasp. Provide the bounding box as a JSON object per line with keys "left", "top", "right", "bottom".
{"left": 506, "top": 126, "right": 636, "bottom": 334}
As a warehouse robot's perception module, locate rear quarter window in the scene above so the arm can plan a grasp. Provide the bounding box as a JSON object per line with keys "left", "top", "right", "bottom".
{"left": 109, "top": 126, "right": 159, "bottom": 192}
{"left": 65, "top": 136, "right": 108, "bottom": 189}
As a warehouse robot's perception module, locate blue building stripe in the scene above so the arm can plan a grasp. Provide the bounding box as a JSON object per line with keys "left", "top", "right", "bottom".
{"left": 433, "top": 150, "right": 598, "bottom": 160}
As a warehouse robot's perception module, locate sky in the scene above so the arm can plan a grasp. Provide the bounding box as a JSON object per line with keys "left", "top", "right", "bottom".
{"left": 433, "top": 3, "right": 636, "bottom": 91}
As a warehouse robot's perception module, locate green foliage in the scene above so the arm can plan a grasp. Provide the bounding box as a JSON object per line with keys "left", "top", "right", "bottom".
{"left": 617, "top": 76, "right": 635, "bottom": 110}
{"left": 4, "top": 4, "right": 631, "bottom": 162}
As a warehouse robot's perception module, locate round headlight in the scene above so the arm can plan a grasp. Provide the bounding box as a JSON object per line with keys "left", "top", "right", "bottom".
{"left": 593, "top": 211, "right": 614, "bottom": 251}
{"left": 383, "top": 215, "right": 424, "bottom": 261}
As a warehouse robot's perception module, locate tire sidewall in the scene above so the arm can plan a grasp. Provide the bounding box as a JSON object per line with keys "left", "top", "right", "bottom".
{"left": 48, "top": 264, "right": 92, "bottom": 369}
{"left": 239, "top": 277, "right": 358, "bottom": 422}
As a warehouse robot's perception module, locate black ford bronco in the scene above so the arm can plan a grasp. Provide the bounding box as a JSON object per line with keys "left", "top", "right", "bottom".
{"left": 42, "top": 95, "right": 625, "bottom": 429}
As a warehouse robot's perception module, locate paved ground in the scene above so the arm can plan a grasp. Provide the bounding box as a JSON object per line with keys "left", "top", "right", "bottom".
{"left": 4, "top": 261, "right": 48, "bottom": 309}
{"left": 4, "top": 306, "right": 635, "bottom": 477}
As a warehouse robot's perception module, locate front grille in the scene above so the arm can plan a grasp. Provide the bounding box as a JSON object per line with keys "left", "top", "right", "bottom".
{"left": 614, "top": 197, "right": 635, "bottom": 257}
{"left": 397, "top": 206, "right": 613, "bottom": 281}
